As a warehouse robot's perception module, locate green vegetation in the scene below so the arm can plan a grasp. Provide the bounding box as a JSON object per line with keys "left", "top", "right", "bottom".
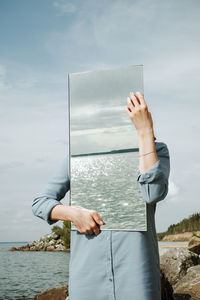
{"left": 51, "top": 212, "right": 200, "bottom": 244}
{"left": 157, "top": 212, "right": 200, "bottom": 241}
{"left": 157, "top": 232, "right": 166, "bottom": 241}
{"left": 51, "top": 221, "right": 71, "bottom": 249}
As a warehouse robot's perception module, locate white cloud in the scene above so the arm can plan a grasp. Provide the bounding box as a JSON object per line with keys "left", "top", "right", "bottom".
{"left": 0, "top": 64, "right": 11, "bottom": 91}
{"left": 167, "top": 179, "right": 180, "bottom": 199}
{"left": 71, "top": 124, "right": 134, "bottom": 136}
{"left": 53, "top": 0, "right": 76, "bottom": 14}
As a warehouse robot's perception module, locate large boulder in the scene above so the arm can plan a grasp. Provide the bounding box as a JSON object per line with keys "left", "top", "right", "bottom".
{"left": 160, "top": 248, "right": 200, "bottom": 286}
{"left": 34, "top": 285, "right": 68, "bottom": 300}
{"left": 173, "top": 265, "right": 200, "bottom": 300}
{"left": 188, "top": 236, "right": 200, "bottom": 255}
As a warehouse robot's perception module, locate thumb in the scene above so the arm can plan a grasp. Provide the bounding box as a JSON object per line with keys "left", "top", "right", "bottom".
{"left": 92, "top": 212, "right": 106, "bottom": 226}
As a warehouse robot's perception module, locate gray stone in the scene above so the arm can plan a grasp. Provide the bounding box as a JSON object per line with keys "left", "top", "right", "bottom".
{"left": 48, "top": 239, "right": 56, "bottom": 246}
{"left": 160, "top": 248, "right": 200, "bottom": 286}
{"left": 173, "top": 265, "right": 200, "bottom": 300}
{"left": 55, "top": 244, "right": 66, "bottom": 251}
{"left": 46, "top": 245, "right": 55, "bottom": 251}
{"left": 188, "top": 236, "right": 200, "bottom": 255}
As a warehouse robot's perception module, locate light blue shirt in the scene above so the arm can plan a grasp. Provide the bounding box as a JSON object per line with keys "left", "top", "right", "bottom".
{"left": 32, "top": 141, "right": 170, "bottom": 300}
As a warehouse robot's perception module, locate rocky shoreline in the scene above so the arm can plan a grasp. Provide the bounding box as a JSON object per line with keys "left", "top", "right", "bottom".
{"left": 9, "top": 231, "right": 200, "bottom": 252}
{"left": 9, "top": 232, "right": 70, "bottom": 252}
{"left": 9, "top": 232, "right": 200, "bottom": 299}
{"left": 33, "top": 235, "right": 200, "bottom": 300}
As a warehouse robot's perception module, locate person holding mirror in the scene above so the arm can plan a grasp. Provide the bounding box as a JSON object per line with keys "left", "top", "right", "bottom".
{"left": 32, "top": 92, "right": 170, "bottom": 300}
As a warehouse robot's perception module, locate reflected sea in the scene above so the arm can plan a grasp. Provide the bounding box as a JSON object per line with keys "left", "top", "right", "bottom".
{"left": 70, "top": 152, "right": 146, "bottom": 231}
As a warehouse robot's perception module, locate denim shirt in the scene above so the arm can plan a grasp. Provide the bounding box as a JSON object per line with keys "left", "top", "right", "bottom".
{"left": 32, "top": 141, "right": 170, "bottom": 300}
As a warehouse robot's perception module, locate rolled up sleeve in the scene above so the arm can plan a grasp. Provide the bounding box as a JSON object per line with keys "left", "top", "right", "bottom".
{"left": 136, "top": 142, "right": 170, "bottom": 205}
{"left": 32, "top": 156, "right": 70, "bottom": 225}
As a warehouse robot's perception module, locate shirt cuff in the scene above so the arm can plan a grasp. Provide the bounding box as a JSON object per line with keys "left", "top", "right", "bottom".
{"left": 136, "top": 160, "right": 164, "bottom": 184}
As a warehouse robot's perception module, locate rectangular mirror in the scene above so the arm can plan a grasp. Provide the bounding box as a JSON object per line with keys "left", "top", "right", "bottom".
{"left": 68, "top": 65, "right": 147, "bottom": 231}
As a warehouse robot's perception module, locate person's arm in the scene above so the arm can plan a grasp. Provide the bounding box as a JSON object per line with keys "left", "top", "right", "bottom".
{"left": 137, "top": 139, "right": 170, "bottom": 205}
{"left": 32, "top": 156, "right": 105, "bottom": 235}
{"left": 32, "top": 157, "right": 70, "bottom": 225}
{"left": 125, "top": 92, "right": 170, "bottom": 205}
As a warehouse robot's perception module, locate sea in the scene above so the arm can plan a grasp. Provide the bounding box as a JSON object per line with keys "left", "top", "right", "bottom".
{"left": 0, "top": 242, "right": 70, "bottom": 300}
{"left": 0, "top": 241, "right": 188, "bottom": 299}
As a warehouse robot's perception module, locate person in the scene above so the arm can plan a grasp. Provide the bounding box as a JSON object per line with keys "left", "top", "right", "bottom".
{"left": 32, "top": 92, "right": 170, "bottom": 300}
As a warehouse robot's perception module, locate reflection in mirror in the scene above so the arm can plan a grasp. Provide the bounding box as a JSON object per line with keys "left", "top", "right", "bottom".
{"left": 68, "top": 65, "right": 147, "bottom": 231}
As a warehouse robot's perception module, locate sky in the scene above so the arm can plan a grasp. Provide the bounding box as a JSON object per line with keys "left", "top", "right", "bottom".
{"left": 0, "top": 0, "right": 200, "bottom": 241}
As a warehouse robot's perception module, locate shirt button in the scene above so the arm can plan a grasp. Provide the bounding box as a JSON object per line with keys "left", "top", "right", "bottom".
{"left": 109, "top": 278, "right": 112, "bottom": 281}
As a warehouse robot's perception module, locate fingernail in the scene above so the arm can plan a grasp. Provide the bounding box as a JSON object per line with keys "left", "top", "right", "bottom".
{"left": 100, "top": 220, "right": 106, "bottom": 225}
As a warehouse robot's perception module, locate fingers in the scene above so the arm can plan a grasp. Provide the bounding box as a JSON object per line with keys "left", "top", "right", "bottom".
{"left": 135, "top": 92, "right": 146, "bottom": 107}
{"left": 87, "top": 227, "right": 97, "bottom": 235}
{"left": 125, "top": 106, "right": 132, "bottom": 115}
{"left": 126, "top": 92, "right": 148, "bottom": 115}
{"left": 85, "top": 210, "right": 106, "bottom": 236}
{"left": 91, "top": 211, "right": 105, "bottom": 226}
{"left": 86, "top": 223, "right": 100, "bottom": 236}
{"left": 92, "top": 224, "right": 100, "bottom": 236}
{"left": 130, "top": 92, "right": 140, "bottom": 107}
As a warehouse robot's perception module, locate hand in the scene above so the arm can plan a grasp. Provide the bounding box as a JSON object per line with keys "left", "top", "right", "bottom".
{"left": 125, "top": 92, "right": 154, "bottom": 136}
{"left": 70, "top": 206, "right": 105, "bottom": 236}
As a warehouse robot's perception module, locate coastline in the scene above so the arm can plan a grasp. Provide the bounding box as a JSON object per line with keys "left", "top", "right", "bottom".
{"left": 158, "top": 241, "right": 188, "bottom": 256}
{"left": 161, "top": 231, "right": 200, "bottom": 242}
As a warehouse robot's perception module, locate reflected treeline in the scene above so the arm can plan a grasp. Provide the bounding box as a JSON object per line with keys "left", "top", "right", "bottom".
{"left": 72, "top": 148, "right": 139, "bottom": 157}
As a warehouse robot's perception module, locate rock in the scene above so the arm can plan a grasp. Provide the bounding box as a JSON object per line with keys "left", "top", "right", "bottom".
{"left": 34, "top": 285, "right": 68, "bottom": 300}
{"left": 9, "top": 231, "right": 68, "bottom": 252}
{"left": 55, "top": 244, "right": 66, "bottom": 251}
{"left": 37, "top": 241, "right": 45, "bottom": 250}
{"left": 160, "top": 269, "right": 174, "bottom": 300}
{"left": 57, "top": 238, "right": 65, "bottom": 245}
{"left": 51, "top": 232, "right": 60, "bottom": 240}
{"left": 48, "top": 240, "right": 56, "bottom": 246}
{"left": 173, "top": 265, "right": 200, "bottom": 300}
{"left": 9, "top": 247, "right": 17, "bottom": 251}
{"left": 27, "top": 242, "right": 35, "bottom": 247}
{"left": 188, "top": 236, "right": 200, "bottom": 255}
{"left": 160, "top": 248, "right": 200, "bottom": 286}
{"left": 46, "top": 245, "right": 55, "bottom": 251}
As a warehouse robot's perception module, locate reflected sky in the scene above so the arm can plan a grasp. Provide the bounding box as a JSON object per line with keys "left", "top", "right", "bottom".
{"left": 69, "top": 65, "right": 143, "bottom": 155}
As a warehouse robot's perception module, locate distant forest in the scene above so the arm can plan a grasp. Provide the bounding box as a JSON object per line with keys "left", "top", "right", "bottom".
{"left": 157, "top": 212, "right": 200, "bottom": 240}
